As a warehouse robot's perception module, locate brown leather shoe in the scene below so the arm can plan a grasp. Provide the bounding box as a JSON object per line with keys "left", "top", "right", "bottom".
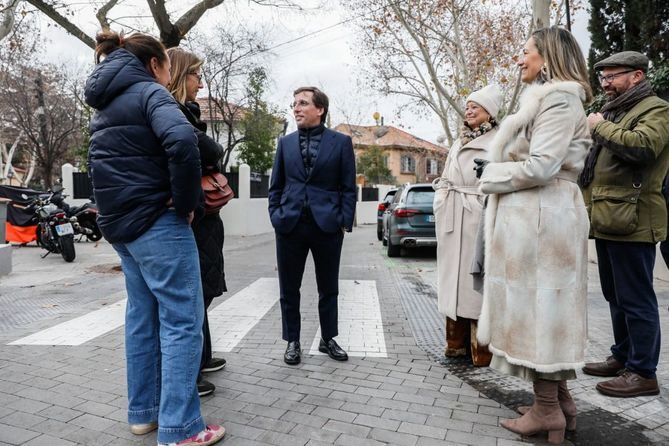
{"left": 582, "top": 355, "right": 625, "bottom": 377}
{"left": 596, "top": 370, "right": 660, "bottom": 398}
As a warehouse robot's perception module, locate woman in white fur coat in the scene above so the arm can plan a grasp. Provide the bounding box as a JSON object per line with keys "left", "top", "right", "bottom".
{"left": 433, "top": 84, "right": 503, "bottom": 367}
{"left": 476, "top": 27, "right": 592, "bottom": 444}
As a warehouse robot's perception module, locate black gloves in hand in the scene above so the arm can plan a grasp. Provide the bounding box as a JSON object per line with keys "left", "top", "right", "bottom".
{"left": 473, "top": 158, "right": 489, "bottom": 179}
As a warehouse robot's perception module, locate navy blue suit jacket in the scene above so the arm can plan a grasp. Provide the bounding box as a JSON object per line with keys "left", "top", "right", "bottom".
{"left": 268, "top": 128, "right": 357, "bottom": 234}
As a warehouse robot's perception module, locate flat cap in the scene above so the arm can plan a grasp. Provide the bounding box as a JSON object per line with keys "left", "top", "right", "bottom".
{"left": 594, "top": 51, "right": 649, "bottom": 72}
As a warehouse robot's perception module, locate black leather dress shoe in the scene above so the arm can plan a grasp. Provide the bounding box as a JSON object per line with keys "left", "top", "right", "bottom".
{"left": 284, "top": 341, "right": 301, "bottom": 365}
{"left": 319, "top": 338, "right": 348, "bottom": 361}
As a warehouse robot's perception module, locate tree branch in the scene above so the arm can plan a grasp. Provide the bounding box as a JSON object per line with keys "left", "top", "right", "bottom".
{"left": 0, "top": 0, "right": 19, "bottom": 41}
{"left": 96, "top": 0, "right": 120, "bottom": 31}
{"left": 174, "top": 0, "right": 226, "bottom": 39}
{"left": 24, "top": 0, "right": 95, "bottom": 49}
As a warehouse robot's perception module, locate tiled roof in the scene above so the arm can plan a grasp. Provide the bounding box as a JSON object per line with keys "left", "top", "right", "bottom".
{"left": 195, "top": 96, "right": 248, "bottom": 122}
{"left": 334, "top": 124, "right": 445, "bottom": 154}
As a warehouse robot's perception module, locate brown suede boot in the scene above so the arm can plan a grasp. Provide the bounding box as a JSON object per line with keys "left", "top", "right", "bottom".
{"left": 444, "top": 317, "right": 467, "bottom": 357}
{"left": 470, "top": 320, "right": 492, "bottom": 367}
{"left": 501, "top": 380, "right": 566, "bottom": 444}
{"left": 517, "top": 380, "right": 576, "bottom": 431}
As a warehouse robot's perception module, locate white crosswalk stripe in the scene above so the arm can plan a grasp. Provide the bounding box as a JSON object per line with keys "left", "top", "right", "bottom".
{"left": 208, "top": 277, "right": 280, "bottom": 352}
{"left": 9, "top": 291, "right": 127, "bottom": 346}
{"left": 8, "top": 279, "right": 387, "bottom": 357}
{"left": 309, "top": 280, "right": 387, "bottom": 357}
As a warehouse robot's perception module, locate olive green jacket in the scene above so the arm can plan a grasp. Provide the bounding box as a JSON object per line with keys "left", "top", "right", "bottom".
{"left": 582, "top": 95, "right": 669, "bottom": 242}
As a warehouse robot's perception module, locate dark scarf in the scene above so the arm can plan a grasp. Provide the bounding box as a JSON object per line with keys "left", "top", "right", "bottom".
{"left": 460, "top": 119, "right": 497, "bottom": 146}
{"left": 179, "top": 101, "right": 208, "bottom": 132}
{"left": 578, "top": 80, "right": 656, "bottom": 187}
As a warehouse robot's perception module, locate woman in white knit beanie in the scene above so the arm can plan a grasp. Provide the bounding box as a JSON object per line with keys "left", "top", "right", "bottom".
{"left": 433, "top": 83, "right": 503, "bottom": 366}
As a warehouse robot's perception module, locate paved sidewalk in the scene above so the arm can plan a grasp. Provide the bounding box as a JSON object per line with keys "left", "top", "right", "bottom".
{"left": 0, "top": 226, "right": 667, "bottom": 445}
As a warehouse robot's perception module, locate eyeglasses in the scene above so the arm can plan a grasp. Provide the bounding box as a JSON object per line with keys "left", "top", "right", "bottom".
{"left": 290, "top": 100, "right": 312, "bottom": 109}
{"left": 598, "top": 70, "right": 635, "bottom": 84}
{"left": 188, "top": 72, "right": 203, "bottom": 82}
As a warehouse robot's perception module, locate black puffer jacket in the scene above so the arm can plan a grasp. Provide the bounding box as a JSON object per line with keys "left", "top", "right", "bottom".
{"left": 180, "top": 101, "right": 227, "bottom": 299}
{"left": 85, "top": 49, "right": 200, "bottom": 243}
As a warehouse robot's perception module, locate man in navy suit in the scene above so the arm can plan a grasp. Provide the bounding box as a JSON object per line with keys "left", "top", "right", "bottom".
{"left": 268, "top": 86, "right": 357, "bottom": 365}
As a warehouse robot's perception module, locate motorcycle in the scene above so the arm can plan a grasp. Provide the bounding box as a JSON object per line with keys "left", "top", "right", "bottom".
{"left": 28, "top": 191, "right": 77, "bottom": 262}
{"left": 48, "top": 185, "right": 102, "bottom": 242}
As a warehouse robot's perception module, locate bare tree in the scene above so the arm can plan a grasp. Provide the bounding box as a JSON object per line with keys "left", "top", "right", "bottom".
{"left": 190, "top": 24, "right": 272, "bottom": 170}
{"left": 345, "top": 0, "right": 529, "bottom": 145}
{"left": 2, "top": 0, "right": 304, "bottom": 49}
{"left": 0, "top": 65, "right": 85, "bottom": 187}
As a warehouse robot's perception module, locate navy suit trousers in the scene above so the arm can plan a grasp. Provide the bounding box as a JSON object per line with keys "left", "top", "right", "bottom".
{"left": 276, "top": 212, "right": 344, "bottom": 342}
{"left": 595, "top": 239, "right": 661, "bottom": 378}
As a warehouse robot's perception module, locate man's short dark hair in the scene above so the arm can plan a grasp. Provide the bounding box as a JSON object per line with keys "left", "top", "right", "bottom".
{"left": 293, "top": 86, "right": 329, "bottom": 124}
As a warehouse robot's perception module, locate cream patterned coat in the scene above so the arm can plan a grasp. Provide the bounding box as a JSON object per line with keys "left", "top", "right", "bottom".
{"left": 476, "top": 81, "right": 591, "bottom": 373}
{"left": 434, "top": 129, "right": 497, "bottom": 320}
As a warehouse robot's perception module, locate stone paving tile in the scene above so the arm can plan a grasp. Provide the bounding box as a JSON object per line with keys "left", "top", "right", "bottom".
{"left": 0, "top": 423, "right": 41, "bottom": 445}
{"left": 22, "top": 434, "right": 78, "bottom": 446}
{"left": 369, "top": 427, "right": 419, "bottom": 446}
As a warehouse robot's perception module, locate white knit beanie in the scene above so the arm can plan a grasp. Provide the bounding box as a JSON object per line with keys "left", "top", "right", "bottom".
{"left": 466, "top": 84, "right": 503, "bottom": 119}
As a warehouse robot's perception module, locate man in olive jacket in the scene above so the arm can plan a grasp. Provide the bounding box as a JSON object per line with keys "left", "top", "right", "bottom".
{"left": 579, "top": 51, "right": 669, "bottom": 397}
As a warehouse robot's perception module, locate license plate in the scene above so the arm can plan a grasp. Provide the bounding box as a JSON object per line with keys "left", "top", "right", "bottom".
{"left": 427, "top": 215, "right": 435, "bottom": 223}
{"left": 55, "top": 223, "right": 74, "bottom": 236}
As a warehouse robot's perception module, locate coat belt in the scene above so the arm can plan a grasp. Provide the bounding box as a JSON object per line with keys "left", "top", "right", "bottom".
{"left": 433, "top": 178, "right": 482, "bottom": 233}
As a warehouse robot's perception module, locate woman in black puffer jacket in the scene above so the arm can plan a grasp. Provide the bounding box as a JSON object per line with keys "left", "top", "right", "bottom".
{"left": 167, "top": 48, "right": 228, "bottom": 397}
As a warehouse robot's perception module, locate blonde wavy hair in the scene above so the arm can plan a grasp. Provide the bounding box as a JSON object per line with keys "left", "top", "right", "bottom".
{"left": 532, "top": 26, "right": 593, "bottom": 103}
{"left": 166, "top": 47, "right": 203, "bottom": 103}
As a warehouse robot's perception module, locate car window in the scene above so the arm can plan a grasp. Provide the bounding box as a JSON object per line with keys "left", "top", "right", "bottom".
{"left": 406, "top": 187, "right": 434, "bottom": 205}
{"left": 392, "top": 188, "right": 404, "bottom": 204}
{"left": 383, "top": 191, "right": 397, "bottom": 204}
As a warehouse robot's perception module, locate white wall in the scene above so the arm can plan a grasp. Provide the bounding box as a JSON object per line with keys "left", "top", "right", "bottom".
{"left": 61, "top": 164, "right": 89, "bottom": 207}
{"left": 219, "top": 197, "right": 273, "bottom": 236}
{"left": 60, "top": 164, "right": 402, "bottom": 235}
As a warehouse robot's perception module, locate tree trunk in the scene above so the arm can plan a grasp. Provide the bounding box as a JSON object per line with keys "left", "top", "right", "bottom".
{"left": 532, "top": 0, "right": 551, "bottom": 31}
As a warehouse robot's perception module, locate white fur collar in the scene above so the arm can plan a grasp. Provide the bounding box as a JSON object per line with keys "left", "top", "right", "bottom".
{"left": 488, "top": 81, "right": 585, "bottom": 162}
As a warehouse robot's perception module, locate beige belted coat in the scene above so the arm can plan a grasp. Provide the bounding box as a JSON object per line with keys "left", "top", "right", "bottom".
{"left": 434, "top": 129, "right": 497, "bottom": 321}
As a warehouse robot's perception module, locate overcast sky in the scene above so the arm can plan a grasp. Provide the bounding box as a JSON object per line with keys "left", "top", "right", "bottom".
{"left": 40, "top": 0, "right": 592, "bottom": 144}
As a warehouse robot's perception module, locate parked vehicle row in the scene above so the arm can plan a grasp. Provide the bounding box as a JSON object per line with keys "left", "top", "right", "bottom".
{"left": 378, "top": 184, "right": 437, "bottom": 257}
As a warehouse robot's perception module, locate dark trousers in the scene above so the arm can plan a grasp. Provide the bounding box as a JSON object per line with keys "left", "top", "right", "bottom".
{"left": 276, "top": 214, "right": 344, "bottom": 342}
{"left": 595, "top": 239, "right": 661, "bottom": 378}
{"left": 199, "top": 295, "right": 215, "bottom": 378}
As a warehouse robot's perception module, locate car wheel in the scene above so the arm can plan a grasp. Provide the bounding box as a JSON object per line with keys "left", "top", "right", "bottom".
{"left": 387, "top": 230, "right": 401, "bottom": 257}
{"left": 377, "top": 226, "right": 383, "bottom": 241}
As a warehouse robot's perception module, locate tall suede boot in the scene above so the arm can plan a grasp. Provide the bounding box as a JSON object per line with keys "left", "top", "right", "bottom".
{"left": 444, "top": 317, "right": 467, "bottom": 357}
{"left": 470, "top": 320, "right": 492, "bottom": 366}
{"left": 516, "top": 380, "right": 576, "bottom": 431}
{"left": 501, "top": 379, "right": 566, "bottom": 444}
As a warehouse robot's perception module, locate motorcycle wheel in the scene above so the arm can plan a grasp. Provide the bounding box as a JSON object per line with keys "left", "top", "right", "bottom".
{"left": 86, "top": 225, "right": 103, "bottom": 242}
{"left": 35, "top": 225, "right": 46, "bottom": 249}
{"left": 59, "top": 235, "right": 76, "bottom": 262}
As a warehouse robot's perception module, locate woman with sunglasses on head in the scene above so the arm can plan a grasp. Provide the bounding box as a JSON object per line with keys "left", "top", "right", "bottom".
{"left": 85, "top": 31, "right": 225, "bottom": 446}
{"left": 475, "top": 26, "right": 592, "bottom": 444}
{"left": 166, "top": 47, "right": 228, "bottom": 399}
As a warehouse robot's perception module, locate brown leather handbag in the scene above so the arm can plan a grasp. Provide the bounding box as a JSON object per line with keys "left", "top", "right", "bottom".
{"left": 201, "top": 172, "right": 234, "bottom": 214}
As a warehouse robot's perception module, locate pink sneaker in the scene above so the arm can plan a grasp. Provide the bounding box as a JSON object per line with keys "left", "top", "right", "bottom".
{"left": 158, "top": 425, "right": 225, "bottom": 446}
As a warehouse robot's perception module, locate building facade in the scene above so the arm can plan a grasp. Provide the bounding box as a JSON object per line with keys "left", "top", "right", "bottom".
{"left": 334, "top": 123, "right": 447, "bottom": 185}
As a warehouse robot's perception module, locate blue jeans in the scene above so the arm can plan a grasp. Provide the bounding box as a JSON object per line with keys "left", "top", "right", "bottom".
{"left": 595, "top": 239, "right": 661, "bottom": 379}
{"left": 113, "top": 210, "right": 205, "bottom": 443}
